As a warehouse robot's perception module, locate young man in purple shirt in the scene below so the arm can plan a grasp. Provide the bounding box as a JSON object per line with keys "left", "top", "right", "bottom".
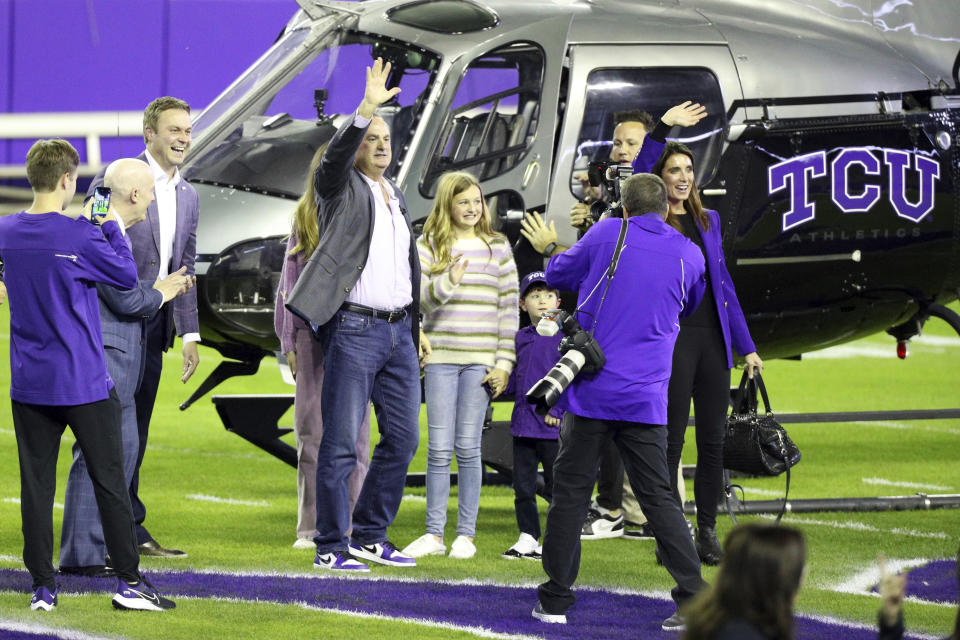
{"left": 532, "top": 173, "right": 706, "bottom": 631}
{"left": 0, "top": 139, "right": 174, "bottom": 612}
{"left": 501, "top": 271, "right": 563, "bottom": 560}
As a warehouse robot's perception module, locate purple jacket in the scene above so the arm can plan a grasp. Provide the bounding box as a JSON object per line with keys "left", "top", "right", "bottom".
{"left": 546, "top": 214, "right": 705, "bottom": 424}
{"left": 503, "top": 325, "right": 563, "bottom": 439}
{"left": 0, "top": 213, "right": 137, "bottom": 405}
{"left": 632, "top": 133, "right": 756, "bottom": 368}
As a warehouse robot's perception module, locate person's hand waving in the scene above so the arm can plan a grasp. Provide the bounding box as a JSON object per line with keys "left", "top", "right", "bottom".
{"left": 359, "top": 57, "right": 401, "bottom": 118}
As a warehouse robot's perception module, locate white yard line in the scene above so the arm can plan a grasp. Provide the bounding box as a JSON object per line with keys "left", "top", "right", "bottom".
{"left": 805, "top": 345, "right": 902, "bottom": 359}
{"left": 3, "top": 497, "right": 62, "bottom": 509}
{"left": 824, "top": 559, "right": 956, "bottom": 611}
{"left": 296, "top": 601, "right": 543, "bottom": 640}
{"left": 854, "top": 421, "right": 960, "bottom": 436}
{"left": 0, "top": 554, "right": 21, "bottom": 562}
{"left": 862, "top": 477, "right": 953, "bottom": 491}
{"left": 913, "top": 335, "right": 960, "bottom": 348}
{"left": 401, "top": 494, "right": 427, "bottom": 503}
{"left": 185, "top": 494, "right": 270, "bottom": 507}
{"left": 149, "top": 444, "right": 262, "bottom": 460}
{"left": 759, "top": 514, "right": 950, "bottom": 539}
{"left": 0, "top": 618, "right": 113, "bottom": 640}
{"left": 735, "top": 486, "right": 786, "bottom": 498}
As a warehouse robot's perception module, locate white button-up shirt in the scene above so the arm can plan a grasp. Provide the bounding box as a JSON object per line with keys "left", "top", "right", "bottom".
{"left": 346, "top": 113, "right": 413, "bottom": 311}
{"left": 144, "top": 149, "right": 199, "bottom": 343}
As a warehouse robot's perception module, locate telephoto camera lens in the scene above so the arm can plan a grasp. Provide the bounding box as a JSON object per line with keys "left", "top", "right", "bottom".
{"left": 525, "top": 350, "right": 588, "bottom": 415}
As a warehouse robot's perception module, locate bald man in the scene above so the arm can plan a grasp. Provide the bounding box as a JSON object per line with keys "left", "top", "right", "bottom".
{"left": 59, "top": 159, "right": 193, "bottom": 576}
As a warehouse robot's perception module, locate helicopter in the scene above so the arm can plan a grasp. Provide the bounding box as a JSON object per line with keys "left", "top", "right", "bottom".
{"left": 177, "top": 0, "right": 960, "bottom": 432}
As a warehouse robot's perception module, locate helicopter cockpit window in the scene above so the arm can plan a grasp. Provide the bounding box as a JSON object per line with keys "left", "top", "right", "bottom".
{"left": 571, "top": 68, "right": 726, "bottom": 199}
{"left": 420, "top": 41, "right": 544, "bottom": 197}
{"left": 185, "top": 31, "right": 439, "bottom": 198}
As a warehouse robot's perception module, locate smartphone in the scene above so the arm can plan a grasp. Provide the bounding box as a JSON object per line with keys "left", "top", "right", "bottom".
{"left": 91, "top": 186, "right": 111, "bottom": 218}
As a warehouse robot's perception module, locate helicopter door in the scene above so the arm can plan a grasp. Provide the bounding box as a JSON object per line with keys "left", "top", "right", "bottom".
{"left": 412, "top": 17, "right": 572, "bottom": 223}
{"left": 548, "top": 44, "right": 743, "bottom": 247}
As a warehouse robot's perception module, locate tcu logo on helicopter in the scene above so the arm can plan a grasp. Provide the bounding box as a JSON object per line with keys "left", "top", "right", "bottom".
{"left": 768, "top": 148, "right": 940, "bottom": 232}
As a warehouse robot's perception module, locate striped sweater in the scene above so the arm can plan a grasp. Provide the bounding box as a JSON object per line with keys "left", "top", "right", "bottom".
{"left": 417, "top": 234, "right": 519, "bottom": 372}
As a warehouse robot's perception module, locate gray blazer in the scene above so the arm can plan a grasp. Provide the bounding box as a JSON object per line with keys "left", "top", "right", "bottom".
{"left": 88, "top": 154, "right": 200, "bottom": 348}
{"left": 98, "top": 280, "right": 164, "bottom": 394}
{"left": 286, "top": 117, "right": 421, "bottom": 345}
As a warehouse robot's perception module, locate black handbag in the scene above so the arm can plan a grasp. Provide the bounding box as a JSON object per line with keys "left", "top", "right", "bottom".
{"left": 723, "top": 371, "right": 801, "bottom": 523}
{"left": 724, "top": 371, "right": 800, "bottom": 475}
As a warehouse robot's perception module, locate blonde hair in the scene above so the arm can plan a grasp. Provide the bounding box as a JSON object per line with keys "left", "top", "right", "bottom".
{"left": 421, "top": 171, "right": 500, "bottom": 275}
{"left": 289, "top": 145, "right": 327, "bottom": 257}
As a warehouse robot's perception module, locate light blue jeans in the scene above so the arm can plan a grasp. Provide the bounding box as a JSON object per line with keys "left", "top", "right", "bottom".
{"left": 424, "top": 363, "right": 490, "bottom": 538}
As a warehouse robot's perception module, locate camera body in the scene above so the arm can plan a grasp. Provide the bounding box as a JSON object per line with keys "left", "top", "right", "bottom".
{"left": 586, "top": 161, "right": 634, "bottom": 222}
{"left": 525, "top": 310, "right": 606, "bottom": 415}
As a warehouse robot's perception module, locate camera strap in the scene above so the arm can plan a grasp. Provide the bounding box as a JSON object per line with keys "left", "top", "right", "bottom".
{"left": 589, "top": 218, "right": 629, "bottom": 334}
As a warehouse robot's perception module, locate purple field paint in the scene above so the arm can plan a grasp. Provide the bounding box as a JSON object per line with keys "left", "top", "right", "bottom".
{"left": 0, "top": 568, "right": 934, "bottom": 639}
{"left": 906, "top": 559, "right": 959, "bottom": 604}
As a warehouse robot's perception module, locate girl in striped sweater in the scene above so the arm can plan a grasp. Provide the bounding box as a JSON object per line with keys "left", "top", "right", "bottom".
{"left": 403, "top": 171, "right": 519, "bottom": 560}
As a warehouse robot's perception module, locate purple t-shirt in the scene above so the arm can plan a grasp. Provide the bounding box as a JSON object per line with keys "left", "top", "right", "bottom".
{"left": 0, "top": 212, "right": 137, "bottom": 405}
{"left": 503, "top": 325, "right": 563, "bottom": 439}
{"left": 545, "top": 213, "right": 706, "bottom": 425}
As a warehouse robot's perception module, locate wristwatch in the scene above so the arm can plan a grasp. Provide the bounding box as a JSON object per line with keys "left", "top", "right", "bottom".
{"left": 542, "top": 242, "right": 558, "bottom": 257}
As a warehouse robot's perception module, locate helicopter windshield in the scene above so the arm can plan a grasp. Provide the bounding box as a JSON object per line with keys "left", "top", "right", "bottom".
{"left": 185, "top": 28, "right": 440, "bottom": 198}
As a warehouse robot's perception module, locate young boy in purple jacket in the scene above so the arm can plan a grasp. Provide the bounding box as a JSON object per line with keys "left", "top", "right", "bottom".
{"left": 0, "top": 140, "right": 174, "bottom": 612}
{"left": 501, "top": 271, "right": 563, "bottom": 560}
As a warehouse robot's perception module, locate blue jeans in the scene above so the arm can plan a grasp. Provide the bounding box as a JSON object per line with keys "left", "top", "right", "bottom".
{"left": 424, "top": 363, "right": 489, "bottom": 537}
{"left": 314, "top": 310, "right": 420, "bottom": 554}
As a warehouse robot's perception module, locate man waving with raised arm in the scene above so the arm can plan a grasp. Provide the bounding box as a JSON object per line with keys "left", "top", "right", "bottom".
{"left": 286, "top": 58, "right": 424, "bottom": 572}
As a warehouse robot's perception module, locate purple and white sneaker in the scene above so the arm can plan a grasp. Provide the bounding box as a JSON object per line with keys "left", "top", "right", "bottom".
{"left": 29, "top": 586, "right": 57, "bottom": 611}
{"left": 112, "top": 575, "right": 176, "bottom": 611}
{"left": 348, "top": 540, "right": 416, "bottom": 567}
{"left": 314, "top": 550, "right": 370, "bottom": 572}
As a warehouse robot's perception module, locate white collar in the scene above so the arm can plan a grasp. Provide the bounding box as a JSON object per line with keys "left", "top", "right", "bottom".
{"left": 145, "top": 149, "right": 182, "bottom": 188}
{"left": 359, "top": 171, "right": 394, "bottom": 199}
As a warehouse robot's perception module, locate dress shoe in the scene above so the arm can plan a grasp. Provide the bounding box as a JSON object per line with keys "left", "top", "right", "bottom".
{"left": 694, "top": 526, "right": 723, "bottom": 566}
{"left": 59, "top": 564, "right": 116, "bottom": 578}
{"left": 138, "top": 540, "right": 188, "bottom": 558}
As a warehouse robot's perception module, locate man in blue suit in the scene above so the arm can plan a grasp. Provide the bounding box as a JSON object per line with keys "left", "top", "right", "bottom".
{"left": 60, "top": 159, "right": 193, "bottom": 575}
{"left": 87, "top": 97, "right": 200, "bottom": 557}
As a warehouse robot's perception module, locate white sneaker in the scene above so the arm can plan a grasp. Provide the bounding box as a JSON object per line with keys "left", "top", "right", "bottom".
{"left": 580, "top": 500, "right": 624, "bottom": 540}
{"left": 502, "top": 533, "right": 538, "bottom": 559}
{"left": 449, "top": 535, "right": 476, "bottom": 559}
{"left": 292, "top": 537, "right": 315, "bottom": 549}
{"left": 402, "top": 534, "right": 446, "bottom": 558}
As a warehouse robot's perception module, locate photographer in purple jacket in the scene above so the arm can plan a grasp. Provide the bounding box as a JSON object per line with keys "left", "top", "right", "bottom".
{"left": 531, "top": 173, "right": 707, "bottom": 632}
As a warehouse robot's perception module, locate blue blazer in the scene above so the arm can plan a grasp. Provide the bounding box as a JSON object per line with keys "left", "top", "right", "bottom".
{"left": 632, "top": 136, "right": 756, "bottom": 368}
{"left": 97, "top": 279, "right": 164, "bottom": 395}
{"left": 88, "top": 154, "right": 200, "bottom": 347}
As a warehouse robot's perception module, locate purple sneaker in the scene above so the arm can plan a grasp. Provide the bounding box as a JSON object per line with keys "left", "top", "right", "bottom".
{"left": 348, "top": 540, "right": 417, "bottom": 567}
{"left": 29, "top": 586, "right": 57, "bottom": 611}
{"left": 314, "top": 550, "right": 370, "bottom": 572}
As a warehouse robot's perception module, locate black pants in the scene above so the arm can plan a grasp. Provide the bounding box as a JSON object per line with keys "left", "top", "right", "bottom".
{"left": 666, "top": 325, "right": 730, "bottom": 530}
{"left": 131, "top": 309, "right": 168, "bottom": 544}
{"left": 512, "top": 436, "right": 559, "bottom": 540}
{"left": 596, "top": 439, "right": 624, "bottom": 511}
{"left": 538, "top": 414, "right": 704, "bottom": 615}
{"left": 12, "top": 388, "right": 140, "bottom": 590}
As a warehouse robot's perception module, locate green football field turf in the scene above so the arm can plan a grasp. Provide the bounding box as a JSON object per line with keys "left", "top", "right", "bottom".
{"left": 0, "top": 301, "right": 957, "bottom": 638}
